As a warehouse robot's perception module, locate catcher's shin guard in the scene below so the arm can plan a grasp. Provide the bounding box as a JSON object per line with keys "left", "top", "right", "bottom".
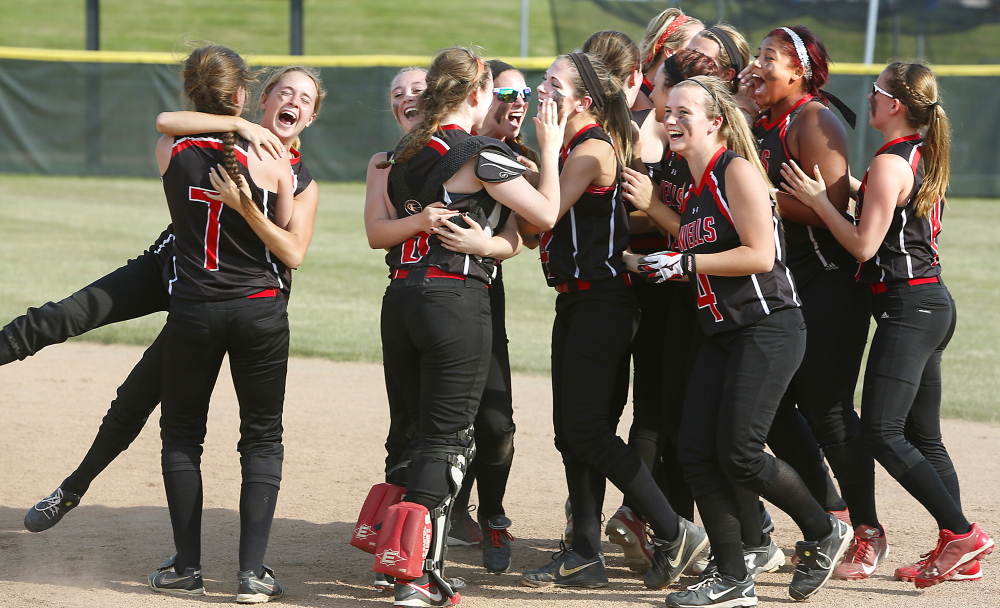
{"left": 422, "top": 427, "right": 476, "bottom": 599}
{"left": 351, "top": 483, "right": 406, "bottom": 554}
{"left": 373, "top": 501, "right": 433, "bottom": 580}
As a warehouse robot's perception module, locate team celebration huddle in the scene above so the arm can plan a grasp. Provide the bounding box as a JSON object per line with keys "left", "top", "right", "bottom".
{"left": 2, "top": 6, "right": 993, "bottom": 608}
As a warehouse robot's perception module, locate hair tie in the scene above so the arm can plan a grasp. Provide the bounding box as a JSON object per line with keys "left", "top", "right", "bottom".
{"left": 687, "top": 77, "right": 719, "bottom": 110}
{"left": 663, "top": 55, "right": 684, "bottom": 86}
{"left": 473, "top": 57, "right": 486, "bottom": 84}
{"left": 780, "top": 27, "right": 812, "bottom": 80}
{"left": 706, "top": 27, "right": 744, "bottom": 77}
{"left": 568, "top": 52, "right": 607, "bottom": 110}
{"left": 645, "top": 14, "right": 693, "bottom": 66}
{"left": 929, "top": 101, "right": 941, "bottom": 108}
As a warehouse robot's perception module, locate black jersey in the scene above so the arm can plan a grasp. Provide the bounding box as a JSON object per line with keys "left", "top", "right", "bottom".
{"left": 676, "top": 148, "right": 800, "bottom": 334}
{"left": 162, "top": 134, "right": 287, "bottom": 301}
{"left": 385, "top": 125, "right": 517, "bottom": 284}
{"left": 856, "top": 135, "right": 943, "bottom": 284}
{"left": 640, "top": 77, "right": 654, "bottom": 99}
{"left": 540, "top": 124, "right": 629, "bottom": 286}
{"left": 753, "top": 95, "right": 854, "bottom": 281}
{"left": 650, "top": 149, "right": 692, "bottom": 252}
{"left": 628, "top": 109, "right": 669, "bottom": 254}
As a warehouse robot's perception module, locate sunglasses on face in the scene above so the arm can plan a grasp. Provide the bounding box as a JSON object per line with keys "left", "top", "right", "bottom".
{"left": 872, "top": 82, "right": 895, "bottom": 99}
{"left": 493, "top": 87, "right": 532, "bottom": 103}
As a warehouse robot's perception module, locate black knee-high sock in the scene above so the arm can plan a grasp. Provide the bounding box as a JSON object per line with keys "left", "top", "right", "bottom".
{"left": 62, "top": 428, "right": 143, "bottom": 496}
{"left": 239, "top": 482, "right": 280, "bottom": 577}
{"left": 898, "top": 460, "right": 969, "bottom": 533}
{"left": 824, "top": 441, "right": 880, "bottom": 530}
{"left": 696, "top": 488, "right": 746, "bottom": 580}
{"left": 621, "top": 464, "right": 679, "bottom": 542}
{"left": 939, "top": 471, "right": 962, "bottom": 511}
{"left": 163, "top": 470, "right": 203, "bottom": 572}
{"left": 733, "top": 486, "right": 765, "bottom": 547}
{"left": 757, "top": 458, "right": 830, "bottom": 541}
{"left": 566, "top": 460, "right": 604, "bottom": 559}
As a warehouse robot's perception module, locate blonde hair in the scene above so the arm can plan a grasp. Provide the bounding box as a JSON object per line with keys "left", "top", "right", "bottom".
{"left": 182, "top": 44, "right": 259, "bottom": 215}
{"left": 675, "top": 76, "right": 772, "bottom": 192}
{"left": 562, "top": 53, "right": 633, "bottom": 168}
{"left": 639, "top": 9, "right": 704, "bottom": 72}
{"left": 883, "top": 62, "right": 950, "bottom": 218}
{"left": 377, "top": 47, "right": 489, "bottom": 168}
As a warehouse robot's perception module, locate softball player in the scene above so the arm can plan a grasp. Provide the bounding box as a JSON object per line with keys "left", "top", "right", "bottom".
{"left": 150, "top": 45, "right": 303, "bottom": 603}
{"left": 364, "top": 46, "right": 564, "bottom": 607}
{"left": 637, "top": 9, "right": 703, "bottom": 99}
{"left": 782, "top": 61, "right": 993, "bottom": 589}
{"left": 520, "top": 52, "right": 707, "bottom": 592}
{"left": 629, "top": 76, "right": 852, "bottom": 607}
{"left": 744, "top": 25, "right": 881, "bottom": 579}
{"left": 443, "top": 59, "right": 534, "bottom": 574}
{"left": 20, "top": 67, "right": 324, "bottom": 552}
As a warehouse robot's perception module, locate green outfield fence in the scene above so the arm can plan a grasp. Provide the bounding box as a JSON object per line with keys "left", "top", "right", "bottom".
{"left": 1, "top": 47, "right": 999, "bottom": 197}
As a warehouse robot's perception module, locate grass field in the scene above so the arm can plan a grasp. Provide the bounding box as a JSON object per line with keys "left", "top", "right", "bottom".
{"left": 4, "top": 0, "right": 1000, "bottom": 65}
{"left": 1, "top": 174, "right": 998, "bottom": 422}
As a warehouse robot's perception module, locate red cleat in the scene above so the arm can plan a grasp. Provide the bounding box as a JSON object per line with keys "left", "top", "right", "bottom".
{"left": 913, "top": 523, "right": 993, "bottom": 588}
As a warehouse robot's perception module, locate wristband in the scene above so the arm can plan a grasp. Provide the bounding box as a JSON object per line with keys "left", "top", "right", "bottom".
{"left": 682, "top": 252, "right": 697, "bottom": 276}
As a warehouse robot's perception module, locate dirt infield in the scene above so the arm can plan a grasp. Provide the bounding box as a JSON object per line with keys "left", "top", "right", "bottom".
{"left": 1, "top": 342, "right": 997, "bottom": 608}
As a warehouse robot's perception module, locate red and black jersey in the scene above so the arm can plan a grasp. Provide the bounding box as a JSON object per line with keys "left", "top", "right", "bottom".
{"left": 386, "top": 125, "right": 517, "bottom": 284}
{"left": 628, "top": 109, "right": 669, "bottom": 254}
{"left": 753, "top": 95, "right": 854, "bottom": 281}
{"left": 640, "top": 76, "right": 654, "bottom": 99}
{"left": 644, "top": 149, "right": 692, "bottom": 253}
{"left": 540, "top": 124, "right": 629, "bottom": 286}
{"left": 855, "top": 135, "right": 943, "bottom": 284}
{"left": 162, "top": 133, "right": 286, "bottom": 301}
{"left": 676, "top": 148, "right": 800, "bottom": 334}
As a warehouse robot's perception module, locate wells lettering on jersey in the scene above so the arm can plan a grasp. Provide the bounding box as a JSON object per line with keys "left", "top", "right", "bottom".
{"left": 675, "top": 216, "right": 717, "bottom": 251}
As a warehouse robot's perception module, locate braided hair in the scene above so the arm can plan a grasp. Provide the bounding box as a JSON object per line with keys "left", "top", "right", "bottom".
{"left": 883, "top": 62, "right": 951, "bottom": 218}
{"left": 181, "top": 44, "right": 260, "bottom": 215}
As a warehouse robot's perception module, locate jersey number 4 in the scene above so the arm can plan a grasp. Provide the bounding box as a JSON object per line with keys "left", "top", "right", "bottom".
{"left": 189, "top": 187, "right": 223, "bottom": 271}
{"left": 695, "top": 274, "right": 724, "bottom": 323}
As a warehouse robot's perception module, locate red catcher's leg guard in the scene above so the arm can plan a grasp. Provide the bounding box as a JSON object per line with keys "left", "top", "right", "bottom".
{"left": 351, "top": 483, "right": 406, "bottom": 554}
{"left": 373, "top": 501, "right": 432, "bottom": 580}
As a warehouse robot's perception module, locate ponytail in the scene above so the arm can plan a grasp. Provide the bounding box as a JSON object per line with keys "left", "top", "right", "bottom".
{"left": 376, "top": 47, "right": 489, "bottom": 169}
{"left": 883, "top": 62, "right": 950, "bottom": 218}
{"left": 564, "top": 53, "right": 633, "bottom": 167}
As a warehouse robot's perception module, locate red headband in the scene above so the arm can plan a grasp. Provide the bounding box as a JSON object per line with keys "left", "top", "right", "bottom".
{"left": 645, "top": 14, "right": 692, "bottom": 66}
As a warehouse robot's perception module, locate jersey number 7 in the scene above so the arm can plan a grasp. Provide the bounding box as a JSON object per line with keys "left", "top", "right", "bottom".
{"left": 189, "top": 187, "right": 223, "bottom": 271}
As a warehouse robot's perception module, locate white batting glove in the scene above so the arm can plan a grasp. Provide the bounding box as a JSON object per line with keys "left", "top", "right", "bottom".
{"left": 637, "top": 251, "right": 694, "bottom": 283}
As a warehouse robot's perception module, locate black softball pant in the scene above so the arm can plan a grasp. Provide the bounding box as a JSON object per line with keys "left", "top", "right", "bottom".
{"left": 380, "top": 277, "right": 492, "bottom": 512}
{"left": 625, "top": 280, "right": 697, "bottom": 520}
{"left": 862, "top": 280, "right": 965, "bottom": 530}
{"left": 768, "top": 265, "right": 875, "bottom": 524}
{"left": 159, "top": 295, "right": 289, "bottom": 573}
{"left": 552, "top": 286, "right": 679, "bottom": 558}
{"left": 453, "top": 275, "right": 516, "bottom": 520}
{"left": 0, "top": 235, "right": 171, "bottom": 496}
{"left": 0, "top": 230, "right": 171, "bottom": 365}
{"left": 679, "top": 308, "right": 831, "bottom": 576}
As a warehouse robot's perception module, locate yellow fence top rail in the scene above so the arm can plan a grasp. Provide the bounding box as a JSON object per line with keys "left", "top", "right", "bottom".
{"left": 2, "top": 46, "right": 999, "bottom": 76}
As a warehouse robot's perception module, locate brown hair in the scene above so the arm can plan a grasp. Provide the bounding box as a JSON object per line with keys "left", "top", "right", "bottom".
{"left": 662, "top": 49, "right": 719, "bottom": 89}
{"left": 262, "top": 66, "right": 326, "bottom": 151}
{"left": 883, "top": 62, "right": 951, "bottom": 218}
{"left": 377, "top": 47, "right": 489, "bottom": 169}
{"left": 562, "top": 53, "right": 633, "bottom": 168}
{"left": 182, "top": 44, "right": 259, "bottom": 215}
{"left": 639, "top": 9, "right": 704, "bottom": 72}
{"left": 582, "top": 30, "right": 640, "bottom": 85}
{"left": 693, "top": 24, "right": 751, "bottom": 93}
{"left": 675, "top": 76, "right": 772, "bottom": 192}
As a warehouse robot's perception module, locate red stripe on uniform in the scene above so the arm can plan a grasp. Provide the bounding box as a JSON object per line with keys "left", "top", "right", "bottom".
{"left": 585, "top": 184, "right": 616, "bottom": 195}
{"left": 172, "top": 137, "right": 248, "bottom": 166}
{"left": 427, "top": 137, "right": 449, "bottom": 156}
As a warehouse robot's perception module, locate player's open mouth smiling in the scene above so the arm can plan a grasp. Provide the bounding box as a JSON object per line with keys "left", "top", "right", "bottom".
{"left": 278, "top": 109, "right": 298, "bottom": 127}
{"left": 403, "top": 106, "right": 418, "bottom": 119}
